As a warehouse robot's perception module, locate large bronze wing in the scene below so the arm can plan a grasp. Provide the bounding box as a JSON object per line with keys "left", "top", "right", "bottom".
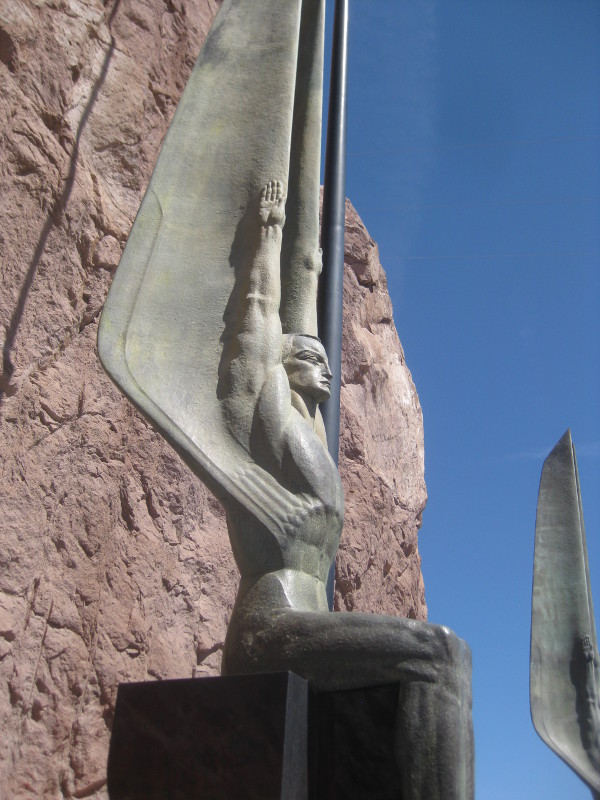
{"left": 531, "top": 430, "right": 600, "bottom": 794}
{"left": 98, "top": 0, "right": 317, "bottom": 538}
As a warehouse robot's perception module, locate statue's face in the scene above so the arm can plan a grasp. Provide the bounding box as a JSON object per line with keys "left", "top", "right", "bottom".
{"left": 283, "top": 336, "right": 332, "bottom": 403}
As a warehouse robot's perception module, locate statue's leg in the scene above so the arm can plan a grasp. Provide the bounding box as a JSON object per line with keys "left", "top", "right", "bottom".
{"left": 279, "top": 0, "right": 326, "bottom": 337}
{"left": 224, "top": 577, "right": 474, "bottom": 798}
{"left": 395, "top": 634, "right": 474, "bottom": 800}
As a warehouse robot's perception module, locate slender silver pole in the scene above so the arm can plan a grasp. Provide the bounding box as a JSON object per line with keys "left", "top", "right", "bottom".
{"left": 319, "top": 0, "right": 349, "bottom": 609}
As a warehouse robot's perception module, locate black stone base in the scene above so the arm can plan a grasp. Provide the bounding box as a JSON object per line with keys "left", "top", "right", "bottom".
{"left": 107, "top": 672, "right": 309, "bottom": 800}
{"left": 107, "top": 673, "right": 401, "bottom": 800}
{"left": 311, "top": 684, "right": 401, "bottom": 799}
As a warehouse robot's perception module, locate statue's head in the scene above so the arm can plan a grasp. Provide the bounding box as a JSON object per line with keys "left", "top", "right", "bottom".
{"left": 282, "top": 334, "right": 332, "bottom": 404}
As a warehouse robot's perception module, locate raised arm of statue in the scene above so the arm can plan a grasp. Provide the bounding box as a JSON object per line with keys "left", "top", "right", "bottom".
{"left": 220, "top": 181, "right": 288, "bottom": 452}
{"left": 228, "top": 182, "right": 286, "bottom": 377}
{"left": 220, "top": 178, "right": 330, "bottom": 472}
{"left": 216, "top": 176, "right": 342, "bottom": 589}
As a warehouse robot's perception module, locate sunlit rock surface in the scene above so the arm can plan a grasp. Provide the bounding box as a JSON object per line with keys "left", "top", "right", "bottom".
{"left": 0, "top": 0, "right": 426, "bottom": 794}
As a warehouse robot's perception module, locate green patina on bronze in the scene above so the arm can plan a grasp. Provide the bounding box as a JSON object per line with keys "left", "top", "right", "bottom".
{"left": 532, "top": 430, "right": 600, "bottom": 797}
{"left": 98, "top": 3, "right": 474, "bottom": 796}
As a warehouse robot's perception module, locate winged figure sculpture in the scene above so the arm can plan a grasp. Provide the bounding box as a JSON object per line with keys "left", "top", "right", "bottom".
{"left": 532, "top": 430, "right": 600, "bottom": 798}
{"left": 98, "top": 2, "right": 474, "bottom": 796}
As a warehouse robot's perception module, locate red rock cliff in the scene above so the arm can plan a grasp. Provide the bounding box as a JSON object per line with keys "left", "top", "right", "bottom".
{"left": 0, "top": 0, "right": 427, "bottom": 795}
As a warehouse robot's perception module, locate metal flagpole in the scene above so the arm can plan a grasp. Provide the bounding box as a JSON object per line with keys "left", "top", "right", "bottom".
{"left": 319, "top": 0, "right": 349, "bottom": 609}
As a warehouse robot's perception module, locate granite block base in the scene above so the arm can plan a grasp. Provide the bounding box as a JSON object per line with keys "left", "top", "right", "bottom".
{"left": 107, "top": 673, "right": 402, "bottom": 800}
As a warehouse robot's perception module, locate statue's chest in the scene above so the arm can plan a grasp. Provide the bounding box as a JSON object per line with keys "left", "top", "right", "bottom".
{"left": 282, "top": 416, "right": 344, "bottom": 519}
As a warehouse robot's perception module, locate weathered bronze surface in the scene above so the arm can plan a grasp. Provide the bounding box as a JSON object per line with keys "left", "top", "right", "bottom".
{"left": 531, "top": 430, "right": 600, "bottom": 796}
{"left": 98, "top": 2, "right": 474, "bottom": 796}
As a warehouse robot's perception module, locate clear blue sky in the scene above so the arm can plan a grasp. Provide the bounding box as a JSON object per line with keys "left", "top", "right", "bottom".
{"left": 323, "top": 1, "right": 600, "bottom": 797}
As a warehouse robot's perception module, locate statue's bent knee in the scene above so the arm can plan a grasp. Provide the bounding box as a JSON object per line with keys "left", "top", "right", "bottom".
{"left": 415, "top": 623, "right": 472, "bottom": 691}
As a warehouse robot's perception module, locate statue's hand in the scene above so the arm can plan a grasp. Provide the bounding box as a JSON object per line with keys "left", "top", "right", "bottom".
{"left": 258, "top": 180, "right": 286, "bottom": 229}
{"left": 582, "top": 634, "right": 596, "bottom": 664}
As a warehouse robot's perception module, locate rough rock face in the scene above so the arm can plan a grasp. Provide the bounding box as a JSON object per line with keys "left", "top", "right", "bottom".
{"left": 337, "top": 202, "right": 427, "bottom": 617}
{"left": 0, "top": 0, "right": 427, "bottom": 796}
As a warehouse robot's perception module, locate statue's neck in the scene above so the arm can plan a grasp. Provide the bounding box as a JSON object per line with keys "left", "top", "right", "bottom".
{"left": 290, "top": 389, "right": 317, "bottom": 428}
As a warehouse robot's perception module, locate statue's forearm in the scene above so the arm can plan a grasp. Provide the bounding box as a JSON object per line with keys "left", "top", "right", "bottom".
{"left": 246, "top": 225, "right": 283, "bottom": 303}
{"left": 279, "top": 244, "right": 321, "bottom": 336}
{"left": 221, "top": 181, "right": 287, "bottom": 415}
{"left": 237, "top": 224, "right": 283, "bottom": 347}
{"left": 228, "top": 183, "right": 286, "bottom": 372}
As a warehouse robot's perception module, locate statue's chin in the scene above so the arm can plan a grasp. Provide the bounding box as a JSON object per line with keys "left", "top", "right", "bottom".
{"left": 290, "top": 384, "right": 330, "bottom": 407}
{"left": 314, "top": 387, "right": 331, "bottom": 405}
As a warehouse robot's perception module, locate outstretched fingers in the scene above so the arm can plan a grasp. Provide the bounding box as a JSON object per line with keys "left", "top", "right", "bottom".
{"left": 261, "top": 180, "right": 283, "bottom": 203}
{"left": 259, "top": 180, "right": 286, "bottom": 228}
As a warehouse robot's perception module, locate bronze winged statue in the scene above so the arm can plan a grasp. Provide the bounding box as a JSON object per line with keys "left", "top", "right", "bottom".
{"left": 532, "top": 430, "right": 600, "bottom": 798}
{"left": 98, "top": 1, "right": 474, "bottom": 796}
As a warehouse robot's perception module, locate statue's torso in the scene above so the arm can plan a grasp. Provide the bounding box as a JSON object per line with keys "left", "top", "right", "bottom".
{"left": 225, "top": 403, "right": 343, "bottom": 597}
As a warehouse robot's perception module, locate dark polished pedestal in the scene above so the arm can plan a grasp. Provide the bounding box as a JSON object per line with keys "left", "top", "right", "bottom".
{"left": 107, "top": 673, "right": 401, "bottom": 800}
{"left": 312, "top": 684, "right": 400, "bottom": 800}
